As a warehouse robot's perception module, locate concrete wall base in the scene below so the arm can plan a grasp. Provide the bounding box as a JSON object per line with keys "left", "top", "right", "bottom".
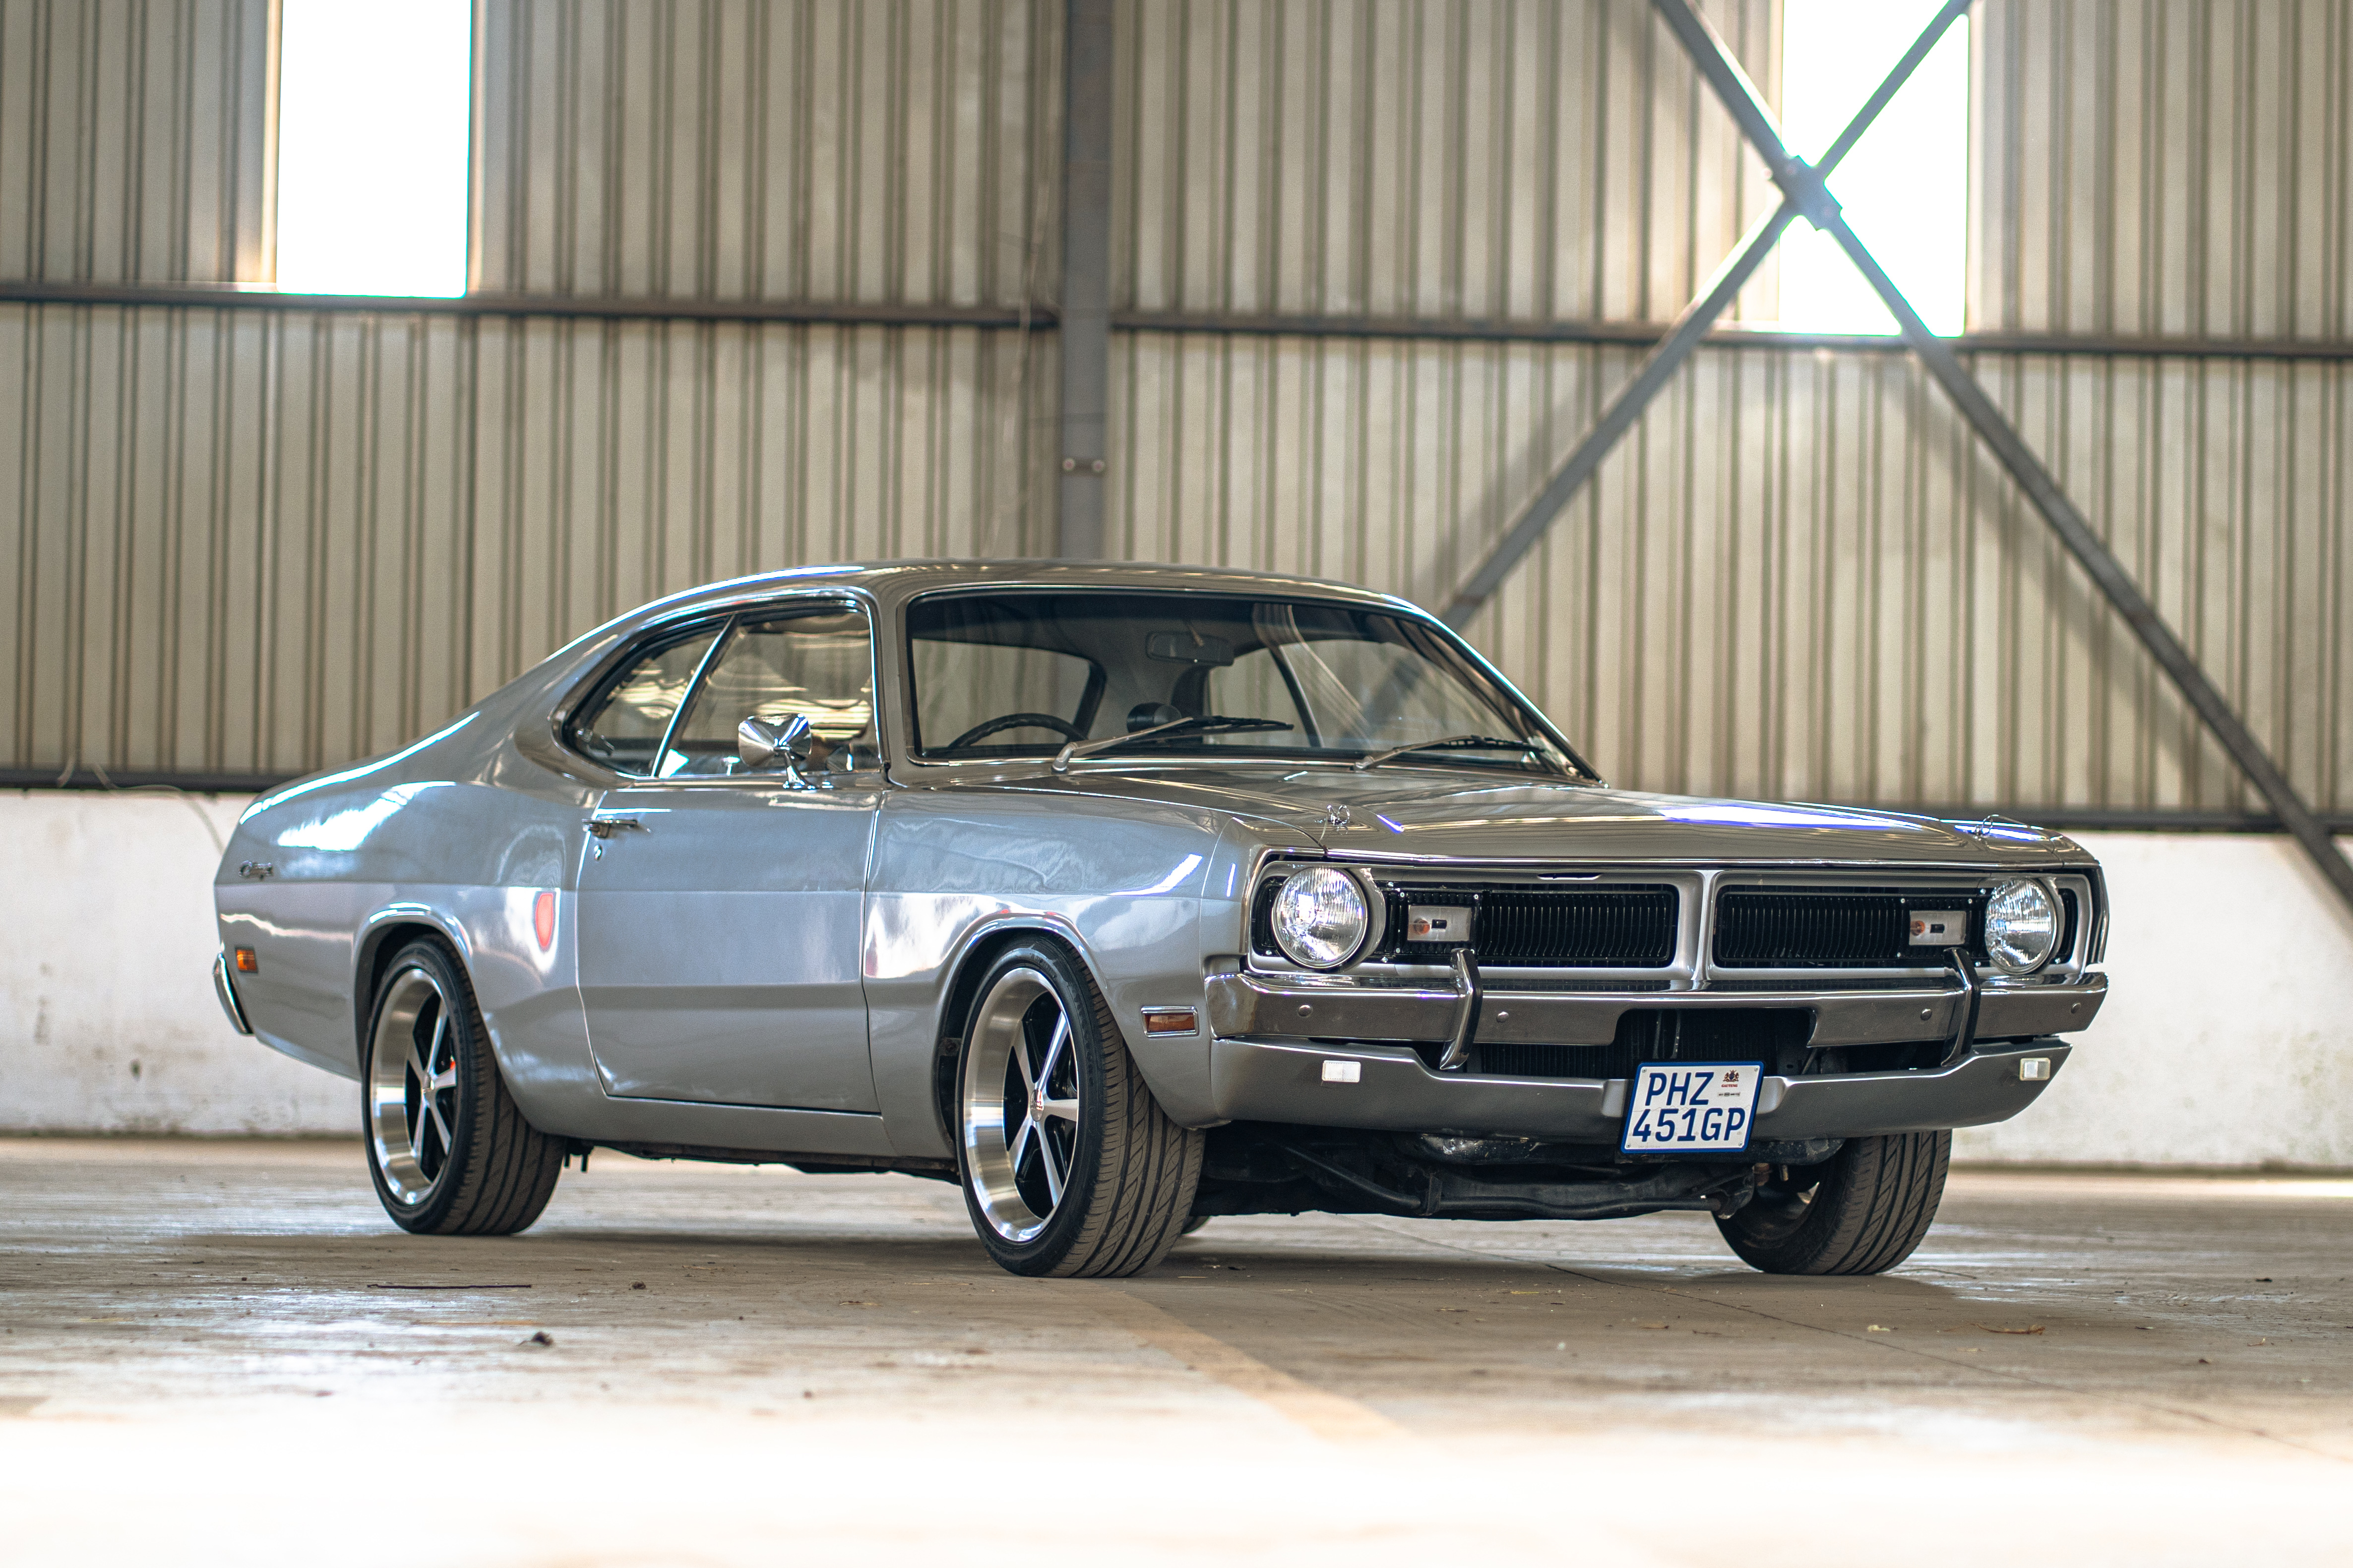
{"left": 4, "top": 792, "right": 350, "bottom": 1135}
{"left": 5, "top": 791, "right": 2348, "bottom": 1165}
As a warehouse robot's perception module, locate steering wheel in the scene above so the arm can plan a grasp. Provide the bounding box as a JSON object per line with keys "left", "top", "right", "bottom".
{"left": 947, "top": 712, "right": 1088, "bottom": 750}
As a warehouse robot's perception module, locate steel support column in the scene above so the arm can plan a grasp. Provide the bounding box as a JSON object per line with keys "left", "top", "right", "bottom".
{"left": 1056, "top": 0, "right": 1114, "bottom": 560}
{"left": 1447, "top": 0, "right": 2353, "bottom": 912}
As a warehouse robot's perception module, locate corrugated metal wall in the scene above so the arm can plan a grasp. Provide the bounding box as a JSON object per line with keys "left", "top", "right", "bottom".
{"left": 0, "top": 304, "right": 1054, "bottom": 779}
{"left": 3, "top": 0, "right": 2347, "bottom": 822}
{"left": 1114, "top": 0, "right": 1779, "bottom": 323}
{"left": 471, "top": 0, "right": 1059, "bottom": 302}
{"left": 2, "top": 0, "right": 1062, "bottom": 782}
{"left": 0, "top": 0, "right": 274, "bottom": 284}
{"left": 1117, "top": 331, "right": 2348, "bottom": 816}
{"left": 466, "top": 315, "right": 1055, "bottom": 687}
{"left": 1970, "top": 0, "right": 2353, "bottom": 338}
{"left": 1110, "top": 0, "right": 2352, "bottom": 819}
{"left": 1931, "top": 0, "right": 2353, "bottom": 815}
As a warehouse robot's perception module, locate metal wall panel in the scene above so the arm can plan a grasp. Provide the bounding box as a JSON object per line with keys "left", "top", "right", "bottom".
{"left": 2, "top": 302, "right": 476, "bottom": 780}
{"left": 0, "top": 301, "right": 1053, "bottom": 779}
{"left": 5, "top": 0, "right": 2348, "bottom": 825}
{"left": 1970, "top": 0, "right": 2353, "bottom": 338}
{"left": 470, "top": 0, "right": 1060, "bottom": 304}
{"left": 464, "top": 313, "right": 1054, "bottom": 685}
{"left": 0, "top": 0, "right": 273, "bottom": 284}
{"left": 1109, "top": 332, "right": 2353, "bottom": 817}
{"left": 1115, "top": 0, "right": 1781, "bottom": 324}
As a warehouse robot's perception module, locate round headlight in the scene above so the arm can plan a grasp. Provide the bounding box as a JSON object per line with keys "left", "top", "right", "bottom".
{"left": 1983, "top": 879, "right": 2059, "bottom": 973}
{"left": 1271, "top": 867, "right": 1371, "bottom": 970}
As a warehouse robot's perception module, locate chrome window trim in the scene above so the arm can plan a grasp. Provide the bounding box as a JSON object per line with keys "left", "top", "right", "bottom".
{"left": 647, "top": 616, "right": 739, "bottom": 769}
{"left": 545, "top": 591, "right": 883, "bottom": 791}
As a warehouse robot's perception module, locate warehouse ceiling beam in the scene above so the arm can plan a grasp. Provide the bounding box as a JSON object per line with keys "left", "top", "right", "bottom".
{"left": 1056, "top": 0, "right": 1115, "bottom": 560}
{"left": 1453, "top": 0, "right": 2353, "bottom": 912}
{"left": 1441, "top": 0, "right": 1969, "bottom": 630}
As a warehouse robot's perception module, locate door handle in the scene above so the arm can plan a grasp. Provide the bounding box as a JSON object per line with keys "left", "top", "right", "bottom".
{"left": 586, "top": 817, "right": 648, "bottom": 840}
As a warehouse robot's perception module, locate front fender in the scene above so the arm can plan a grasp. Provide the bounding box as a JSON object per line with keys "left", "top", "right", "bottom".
{"left": 864, "top": 790, "right": 1226, "bottom": 1157}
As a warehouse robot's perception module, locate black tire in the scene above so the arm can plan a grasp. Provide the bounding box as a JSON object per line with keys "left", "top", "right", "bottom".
{"left": 1180, "top": 1214, "right": 1211, "bottom": 1235}
{"left": 361, "top": 938, "right": 565, "bottom": 1236}
{"left": 954, "top": 940, "right": 1203, "bottom": 1278}
{"left": 1714, "top": 1131, "right": 1951, "bottom": 1276}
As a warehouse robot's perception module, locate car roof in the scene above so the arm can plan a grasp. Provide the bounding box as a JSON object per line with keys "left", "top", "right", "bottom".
{"left": 613, "top": 560, "right": 1434, "bottom": 629}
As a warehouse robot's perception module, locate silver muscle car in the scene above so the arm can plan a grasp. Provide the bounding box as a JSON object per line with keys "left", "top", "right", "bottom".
{"left": 212, "top": 562, "right": 2106, "bottom": 1278}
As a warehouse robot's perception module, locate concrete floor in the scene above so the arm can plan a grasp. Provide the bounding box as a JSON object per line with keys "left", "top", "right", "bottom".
{"left": 2, "top": 1139, "right": 2347, "bottom": 1565}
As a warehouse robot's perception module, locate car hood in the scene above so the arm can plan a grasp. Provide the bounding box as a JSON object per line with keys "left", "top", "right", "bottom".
{"left": 978, "top": 764, "right": 2086, "bottom": 868}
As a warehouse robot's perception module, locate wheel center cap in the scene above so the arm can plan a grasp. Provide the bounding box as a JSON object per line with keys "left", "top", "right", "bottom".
{"left": 1029, "top": 1086, "right": 1046, "bottom": 1122}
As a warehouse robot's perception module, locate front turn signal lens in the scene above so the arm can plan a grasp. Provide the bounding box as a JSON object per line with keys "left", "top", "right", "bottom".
{"left": 233, "top": 947, "right": 258, "bottom": 973}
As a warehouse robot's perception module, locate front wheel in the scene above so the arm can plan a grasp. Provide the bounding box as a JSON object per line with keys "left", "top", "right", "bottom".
{"left": 1715, "top": 1131, "right": 1951, "bottom": 1275}
{"left": 955, "top": 941, "right": 1203, "bottom": 1277}
{"left": 363, "top": 938, "right": 565, "bottom": 1235}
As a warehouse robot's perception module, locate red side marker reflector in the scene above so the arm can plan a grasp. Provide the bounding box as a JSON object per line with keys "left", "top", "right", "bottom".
{"left": 233, "top": 948, "right": 258, "bottom": 973}
{"left": 533, "top": 890, "right": 557, "bottom": 952}
{"left": 1142, "top": 1008, "right": 1197, "bottom": 1035}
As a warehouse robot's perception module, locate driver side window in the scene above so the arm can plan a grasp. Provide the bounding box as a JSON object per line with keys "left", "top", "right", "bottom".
{"left": 665, "top": 607, "right": 877, "bottom": 778}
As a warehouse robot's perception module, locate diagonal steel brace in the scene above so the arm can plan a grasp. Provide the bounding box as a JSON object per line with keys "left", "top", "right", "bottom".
{"left": 1670, "top": 0, "right": 2353, "bottom": 910}
{"left": 1452, "top": 0, "right": 2353, "bottom": 912}
{"left": 1443, "top": 0, "right": 1972, "bottom": 629}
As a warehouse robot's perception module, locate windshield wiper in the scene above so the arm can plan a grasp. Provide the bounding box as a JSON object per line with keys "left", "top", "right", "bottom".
{"left": 1352, "top": 734, "right": 1536, "bottom": 772}
{"left": 1052, "top": 715, "right": 1294, "bottom": 773}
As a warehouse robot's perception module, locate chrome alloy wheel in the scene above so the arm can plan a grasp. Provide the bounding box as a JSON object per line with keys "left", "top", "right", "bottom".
{"left": 960, "top": 966, "right": 1083, "bottom": 1243}
{"left": 367, "top": 963, "right": 461, "bottom": 1206}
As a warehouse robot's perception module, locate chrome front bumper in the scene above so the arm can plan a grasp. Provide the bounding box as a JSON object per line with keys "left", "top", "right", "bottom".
{"left": 1203, "top": 968, "right": 2105, "bottom": 1051}
{"left": 1200, "top": 966, "right": 2097, "bottom": 1143}
{"left": 1205, "top": 1035, "right": 2070, "bottom": 1144}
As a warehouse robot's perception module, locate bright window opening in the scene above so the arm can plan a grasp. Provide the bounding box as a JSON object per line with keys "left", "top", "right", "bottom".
{"left": 272, "top": 0, "right": 472, "bottom": 297}
{"left": 1775, "top": 0, "right": 1968, "bottom": 336}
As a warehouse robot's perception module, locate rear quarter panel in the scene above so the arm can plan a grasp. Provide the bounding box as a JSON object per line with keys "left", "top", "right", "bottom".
{"left": 213, "top": 708, "right": 604, "bottom": 1132}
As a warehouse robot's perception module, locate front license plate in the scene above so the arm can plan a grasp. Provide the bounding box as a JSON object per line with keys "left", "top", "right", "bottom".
{"left": 1619, "top": 1061, "right": 1764, "bottom": 1155}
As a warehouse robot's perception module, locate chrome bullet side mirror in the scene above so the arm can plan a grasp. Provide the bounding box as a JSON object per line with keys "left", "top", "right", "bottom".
{"left": 737, "top": 712, "right": 814, "bottom": 776}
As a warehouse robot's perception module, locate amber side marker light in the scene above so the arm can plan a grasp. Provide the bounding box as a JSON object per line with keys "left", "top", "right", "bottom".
{"left": 233, "top": 948, "right": 258, "bottom": 973}
{"left": 1142, "top": 1008, "right": 1197, "bottom": 1035}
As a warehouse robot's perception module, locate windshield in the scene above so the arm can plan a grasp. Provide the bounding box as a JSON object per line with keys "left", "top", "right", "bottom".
{"left": 905, "top": 590, "right": 1586, "bottom": 777}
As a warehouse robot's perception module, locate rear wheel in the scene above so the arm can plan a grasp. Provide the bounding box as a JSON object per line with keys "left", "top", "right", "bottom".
{"left": 1715, "top": 1132, "right": 1951, "bottom": 1275}
{"left": 955, "top": 941, "right": 1202, "bottom": 1277}
{"left": 363, "top": 938, "right": 564, "bottom": 1236}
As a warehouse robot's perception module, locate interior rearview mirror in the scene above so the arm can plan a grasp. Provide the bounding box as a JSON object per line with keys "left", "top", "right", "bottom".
{"left": 737, "top": 712, "right": 813, "bottom": 772}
